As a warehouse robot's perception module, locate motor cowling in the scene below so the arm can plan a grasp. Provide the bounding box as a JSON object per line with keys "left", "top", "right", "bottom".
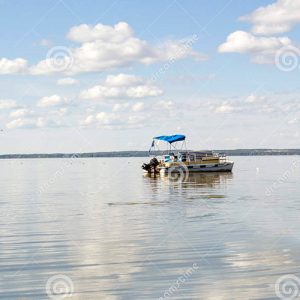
{"left": 142, "top": 157, "right": 159, "bottom": 173}
{"left": 149, "top": 157, "right": 159, "bottom": 168}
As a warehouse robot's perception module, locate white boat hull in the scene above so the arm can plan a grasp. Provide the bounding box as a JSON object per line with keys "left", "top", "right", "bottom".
{"left": 159, "top": 161, "right": 234, "bottom": 173}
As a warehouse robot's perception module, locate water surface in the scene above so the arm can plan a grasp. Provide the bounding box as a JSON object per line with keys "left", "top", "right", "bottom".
{"left": 1, "top": 156, "right": 300, "bottom": 299}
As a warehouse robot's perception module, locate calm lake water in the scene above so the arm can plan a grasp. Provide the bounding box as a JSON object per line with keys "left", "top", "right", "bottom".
{"left": 1, "top": 156, "right": 300, "bottom": 299}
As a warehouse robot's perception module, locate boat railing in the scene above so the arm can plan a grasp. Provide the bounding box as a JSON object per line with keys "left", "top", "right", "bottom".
{"left": 218, "top": 153, "right": 228, "bottom": 162}
{"left": 155, "top": 151, "right": 230, "bottom": 164}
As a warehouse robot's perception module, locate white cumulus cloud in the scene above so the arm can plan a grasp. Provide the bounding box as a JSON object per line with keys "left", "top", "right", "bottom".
{"left": 131, "top": 102, "right": 144, "bottom": 112}
{"left": 112, "top": 103, "right": 130, "bottom": 112}
{"left": 215, "top": 103, "right": 239, "bottom": 114}
{"left": 218, "top": 30, "right": 297, "bottom": 64}
{"left": 219, "top": 31, "right": 291, "bottom": 54}
{"left": 80, "top": 73, "right": 163, "bottom": 100}
{"left": 0, "top": 22, "right": 207, "bottom": 75}
{"left": 67, "top": 22, "right": 133, "bottom": 43}
{"left": 6, "top": 116, "right": 62, "bottom": 129}
{"left": 240, "top": 0, "right": 300, "bottom": 35}
{"left": 9, "top": 108, "right": 32, "bottom": 118}
{"left": 37, "top": 95, "right": 69, "bottom": 107}
{"left": 57, "top": 77, "right": 79, "bottom": 85}
{"left": 6, "top": 118, "right": 31, "bottom": 129}
{"left": 80, "top": 111, "right": 145, "bottom": 129}
{"left": 105, "top": 73, "right": 143, "bottom": 86}
{"left": 0, "top": 58, "right": 28, "bottom": 74}
{"left": 0, "top": 99, "right": 17, "bottom": 109}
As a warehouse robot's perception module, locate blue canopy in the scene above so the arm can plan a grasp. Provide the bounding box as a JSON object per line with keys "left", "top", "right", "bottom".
{"left": 154, "top": 134, "right": 186, "bottom": 144}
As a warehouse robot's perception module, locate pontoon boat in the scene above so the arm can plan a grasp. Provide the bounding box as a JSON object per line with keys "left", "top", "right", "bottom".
{"left": 142, "top": 134, "right": 234, "bottom": 173}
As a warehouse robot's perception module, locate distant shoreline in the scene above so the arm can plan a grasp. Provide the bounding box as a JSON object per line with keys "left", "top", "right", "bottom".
{"left": 0, "top": 149, "right": 300, "bottom": 159}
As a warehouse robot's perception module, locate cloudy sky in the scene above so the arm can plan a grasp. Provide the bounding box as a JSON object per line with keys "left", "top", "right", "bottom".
{"left": 0, "top": 0, "right": 300, "bottom": 154}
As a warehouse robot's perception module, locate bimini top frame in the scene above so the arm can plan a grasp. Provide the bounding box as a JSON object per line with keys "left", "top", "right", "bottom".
{"left": 149, "top": 134, "right": 187, "bottom": 155}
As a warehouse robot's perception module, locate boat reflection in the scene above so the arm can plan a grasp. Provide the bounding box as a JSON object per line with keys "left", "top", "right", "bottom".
{"left": 143, "top": 172, "right": 233, "bottom": 188}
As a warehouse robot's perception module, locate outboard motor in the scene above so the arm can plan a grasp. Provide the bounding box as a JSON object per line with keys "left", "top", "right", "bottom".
{"left": 142, "top": 157, "right": 159, "bottom": 173}
{"left": 142, "top": 163, "right": 151, "bottom": 172}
